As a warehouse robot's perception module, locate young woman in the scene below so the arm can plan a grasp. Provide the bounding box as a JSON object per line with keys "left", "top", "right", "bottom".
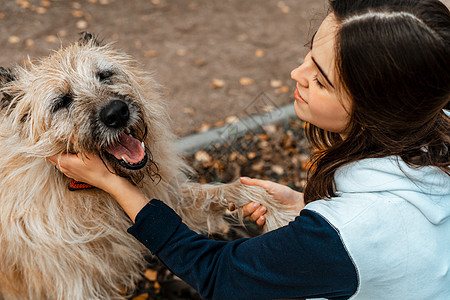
{"left": 49, "top": 0, "right": 449, "bottom": 299}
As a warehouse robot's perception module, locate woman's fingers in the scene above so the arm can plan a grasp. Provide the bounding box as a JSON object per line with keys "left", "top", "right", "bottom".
{"left": 242, "top": 202, "right": 267, "bottom": 227}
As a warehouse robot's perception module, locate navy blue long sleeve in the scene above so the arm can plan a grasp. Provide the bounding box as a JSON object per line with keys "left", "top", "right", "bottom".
{"left": 128, "top": 200, "right": 358, "bottom": 300}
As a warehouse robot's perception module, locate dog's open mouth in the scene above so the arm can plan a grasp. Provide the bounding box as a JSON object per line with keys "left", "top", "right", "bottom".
{"left": 105, "top": 131, "right": 148, "bottom": 170}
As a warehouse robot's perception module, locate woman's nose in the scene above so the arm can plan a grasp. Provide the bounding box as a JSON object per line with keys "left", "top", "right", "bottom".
{"left": 291, "top": 63, "right": 309, "bottom": 88}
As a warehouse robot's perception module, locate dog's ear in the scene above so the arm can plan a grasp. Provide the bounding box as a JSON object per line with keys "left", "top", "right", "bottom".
{"left": 78, "top": 32, "right": 102, "bottom": 47}
{"left": 0, "top": 67, "right": 16, "bottom": 86}
{"left": 0, "top": 67, "right": 17, "bottom": 109}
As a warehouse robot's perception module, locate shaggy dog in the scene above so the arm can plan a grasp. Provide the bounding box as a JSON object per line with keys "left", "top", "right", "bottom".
{"left": 0, "top": 33, "right": 298, "bottom": 300}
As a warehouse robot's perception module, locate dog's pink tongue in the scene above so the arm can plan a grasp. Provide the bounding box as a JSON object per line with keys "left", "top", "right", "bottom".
{"left": 106, "top": 132, "right": 145, "bottom": 164}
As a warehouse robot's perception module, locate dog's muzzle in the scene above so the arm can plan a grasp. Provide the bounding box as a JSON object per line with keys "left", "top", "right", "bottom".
{"left": 101, "top": 99, "right": 148, "bottom": 170}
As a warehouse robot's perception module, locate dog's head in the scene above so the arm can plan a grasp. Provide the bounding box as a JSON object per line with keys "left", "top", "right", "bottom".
{"left": 0, "top": 33, "right": 171, "bottom": 184}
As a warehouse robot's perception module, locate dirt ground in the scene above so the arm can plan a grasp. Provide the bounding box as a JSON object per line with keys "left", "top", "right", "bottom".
{"left": 1, "top": 0, "right": 329, "bottom": 137}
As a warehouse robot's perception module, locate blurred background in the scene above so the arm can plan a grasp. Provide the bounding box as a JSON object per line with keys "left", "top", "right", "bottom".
{"left": 1, "top": 0, "right": 328, "bottom": 136}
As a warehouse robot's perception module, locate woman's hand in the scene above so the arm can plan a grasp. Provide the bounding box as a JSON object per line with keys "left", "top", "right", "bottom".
{"left": 47, "top": 153, "right": 116, "bottom": 192}
{"left": 47, "top": 153, "right": 149, "bottom": 222}
{"left": 240, "top": 177, "right": 305, "bottom": 227}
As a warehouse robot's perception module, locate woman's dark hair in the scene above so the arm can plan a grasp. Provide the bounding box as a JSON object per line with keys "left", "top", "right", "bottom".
{"left": 304, "top": 0, "right": 450, "bottom": 203}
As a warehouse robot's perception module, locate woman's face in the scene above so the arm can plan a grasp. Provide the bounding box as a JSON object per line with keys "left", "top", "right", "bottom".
{"left": 291, "top": 14, "right": 351, "bottom": 133}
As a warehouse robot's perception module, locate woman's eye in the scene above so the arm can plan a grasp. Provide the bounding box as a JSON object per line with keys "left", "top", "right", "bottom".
{"left": 97, "top": 70, "right": 114, "bottom": 83}
{"left": 313, "top": 75, "right": 325, "bottom": 88}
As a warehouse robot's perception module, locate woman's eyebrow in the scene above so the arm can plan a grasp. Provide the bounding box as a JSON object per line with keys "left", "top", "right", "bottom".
{"left": 311, "top": 56, "right": 334, "bottom": 88}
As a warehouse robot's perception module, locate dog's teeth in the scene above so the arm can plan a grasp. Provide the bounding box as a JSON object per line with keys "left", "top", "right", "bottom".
{"left": 141, "top": 141, "right": 145, "bottom": 150}
{"left": 121, "top": 156, "right": 129, "bottom": 164}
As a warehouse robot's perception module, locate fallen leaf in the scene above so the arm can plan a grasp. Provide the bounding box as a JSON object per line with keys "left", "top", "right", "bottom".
{"left": 25, "top": 39, "right": 34, "bottom": 47}
{"left": 58, "top": 29, "right": 68, "bottom": 37}
{"left": 176, "top": 49, "right": 187, "bottom": 56}
{"left": 72, "top": 2, "right": 82, "bottom": 9}
{"left": 18, "top": 1, "right": 31, "bottom": 9}
{"left": 99, "top": 0, "right": 109, "bottom": 5}
{"left": 143, "top": 50, "right": 158, "bottom": 57}
{"left": 72, "top": 10, "right": 84, "bottom": 18}
{"left": 194, "top": 59, "right": 206, "bottom": 67}
{"left": 247, "top": 152, "right": 257, "bottom": 159}
{"left": 211, "top": 78, "right": 225, "bottom": 89}
{"left": 214, "top": 121, "right": 225, "bottom": 127}
{"left": 270, "top": 79, "right": 282, "bottom": 88}
{"left": 251, "top": 160, "right": 265, "bottom": 171}
{"left": 225, "top": 115, "right": 239, "bottom": 124}
{"left": 132, "top": 293, "right": 149, "bottom": 300}
{"left": 144, "top": 269, "right": 157, "bottom": 281}
{"left": 76, "top": 20, "right": 88, "bottom": 29}
{"left": 41, "top": 0, "right": 51, "bottom": 8}
{"left": 195, "top": 150, "right": 211, "bottom": 164}
{"left": 45, "top": 35, "right": 57, "bottom": 43}
{"left": 239, "top": 77, "right": 254, "bottom": 86}
{"left": 36, "top": 7, "right": 47, "bottom": 15}
{"left": 281, "top": 6, "right": 290, "bottom": 13}
{"left": 197, "top": 123, "right": 211, "bottom": 132}
{"left": 271, "top": 165, "right": 284, "bottom": 175}
{"left": 8, "top": 36, "right": 20, "bottom": 44}
{"left": 279, "top": 85, "right": 290, "bottom": 93}
{"left": 183, "top": 107, "right": 195, "bottom": 115}
{"left": 0, "top": 12, "right": 5, "bottom": 19}
{"left": 255, "top": 49, "right": 264, "bottom": 57}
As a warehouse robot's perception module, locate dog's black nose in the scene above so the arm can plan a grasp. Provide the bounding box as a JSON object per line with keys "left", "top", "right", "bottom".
{"left": 100, "top": 100, "right": 129, "bottom": 128}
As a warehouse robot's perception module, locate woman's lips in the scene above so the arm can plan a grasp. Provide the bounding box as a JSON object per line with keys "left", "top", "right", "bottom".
{"left": 294, "top": 88, "right": 307, "bottom": 104}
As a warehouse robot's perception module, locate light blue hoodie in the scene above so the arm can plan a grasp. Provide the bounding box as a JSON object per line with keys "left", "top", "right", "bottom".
{"left": 306, "top": 156, "right": 450, "bottom": 299}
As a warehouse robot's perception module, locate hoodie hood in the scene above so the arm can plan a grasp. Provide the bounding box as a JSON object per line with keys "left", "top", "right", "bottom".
{"left": 334, "top": 156, "right": 450, "bottom": 225}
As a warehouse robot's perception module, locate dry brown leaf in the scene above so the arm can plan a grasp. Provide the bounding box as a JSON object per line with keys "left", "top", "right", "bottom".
{"left": 8, "top": 36, "right": 20, "bottom": 44}
{"left": 72, "top": 2, "right": 82, "bottom": 9}
{"left": 25, "top": 39, "right": 34, "bottom": 47}
{"left": 76, "top": 20, "right": 88, "bottom": 29}
{"left": 58, "top": 29, "right": 68, "bottom": 37}
{"left": 35, "top": 7, "right": 46, "bottom": 14}
{"left": 144, "top": 269, "right": 157, "bottom": 281}
{"left": 225, "top": 115, "right": 239, "bottom": 124}
{"left": 270, "top": 79, "right": 282, "bottom": 88}
{"left": 176, "top": 49, "right": 187, "bottom": 56}
{"left": 258, "top": 134, "right": 268, "bottom": 141}
{"left": 18, "top": 1, "right": 31, "bottom": 9}
{"left": 45, "top": 35, "right": 57, "bottom": 43}
{"left": 132, "top": 293, "right": 149, "bottom": 300}
{"left": 214, "top": 121, "right": 225, "bottom": 127}
{"left": 40, "top": 1, "right": 51, "bottom": 7}
{"left": 0, "top": 12, "right": 5, "bottom": 19}
{"left": 247, "top": 152, "right": 257, "bottom": 160}
{"left": 195, "top": 150, "right": 211, "bottom": 164}
{"left": 182, "top": 107, "right": 195, "bottom": 115}
{"left": 255, "top": 49, "right": 264, "bottom": 57}
{"left": 194, "top": 59, "right": 206, "bottom": 67}
{"left": 99, "top": 0, "right": 110, "bottom": 4}
{"left": 197, "top": 123, "right": 211, "bottom": 132}
{"left": 239, "top": 77, "right": 254, "bottom": 86}
{"left": 271, "top": 165, "right": 285, "bottom": 175}
{"left": 251, "top": 160, "right": 265, "bottom": 171}
{"left": 143, "top": 50, "right": 158, "bottom": 57}
{"left": 211, "top": 78, "right": 225, "bottom": 89}
{"left": 72, "top": 10, "right": 84, "bottom": 18}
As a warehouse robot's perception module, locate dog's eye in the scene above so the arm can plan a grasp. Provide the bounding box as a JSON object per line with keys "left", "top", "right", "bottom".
{"left": 52, "top": 94, "right": 73, "bottom": 113}
{"left": 97, "top": 70, "right": 114, "bottom": 83}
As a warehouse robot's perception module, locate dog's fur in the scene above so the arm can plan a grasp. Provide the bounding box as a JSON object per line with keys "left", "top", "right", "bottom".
{"left": 0, "top": 33, "right": 298, "bottom": 300}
